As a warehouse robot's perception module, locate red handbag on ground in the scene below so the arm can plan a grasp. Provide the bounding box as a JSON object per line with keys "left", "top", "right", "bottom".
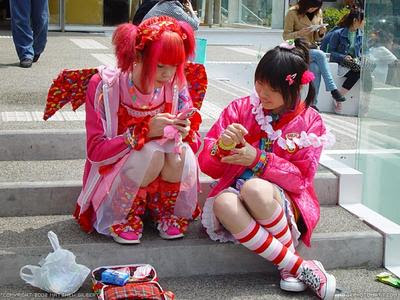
{"left": 91, "top": 264, "right": 174, "bottom": 300}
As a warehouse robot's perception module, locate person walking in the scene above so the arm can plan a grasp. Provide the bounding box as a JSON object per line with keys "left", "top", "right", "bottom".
{"left": 9, "top": 0, "right": 48, "bottom": 68}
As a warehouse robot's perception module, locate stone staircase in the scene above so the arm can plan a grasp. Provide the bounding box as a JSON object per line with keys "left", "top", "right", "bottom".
{"left": 0, "top": 29, "right": 394, "bottom": 298}
{"left": 0, "top": 127, "right": 384, "bottom": 290}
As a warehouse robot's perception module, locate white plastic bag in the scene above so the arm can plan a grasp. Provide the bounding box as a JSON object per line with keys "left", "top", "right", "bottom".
{"left": 20, "top": 231, "right": 90, "bottom": 296}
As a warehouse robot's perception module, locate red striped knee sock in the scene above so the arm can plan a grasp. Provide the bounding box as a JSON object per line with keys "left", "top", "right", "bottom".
{"left": 233, "top": 219, "right": 303, "bottom": 276}
{"left": 257, "top": 205, "right": 295, "bottom": 253}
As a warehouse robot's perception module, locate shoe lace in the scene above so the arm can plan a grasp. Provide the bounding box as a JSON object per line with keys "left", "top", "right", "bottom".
{"left": 300, "top": 266, "right": 321, "bottom": 291}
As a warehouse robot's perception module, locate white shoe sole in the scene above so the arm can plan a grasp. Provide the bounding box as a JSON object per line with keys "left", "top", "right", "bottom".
{"left": 280, "top": 279, "right": 307, "bottom": 292}
{"left": 159, "top": 232, "right": 184, "bottom": 240}
{"left": 314, "top": 261, "right": 336, "bottom": 300}
{"left": 112, "top": 235, "right": 141, "bottom": 244}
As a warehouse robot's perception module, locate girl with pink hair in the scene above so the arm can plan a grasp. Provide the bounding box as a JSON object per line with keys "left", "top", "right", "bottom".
{"left": 73, "top": 16, "right": 202, "bottom": 244}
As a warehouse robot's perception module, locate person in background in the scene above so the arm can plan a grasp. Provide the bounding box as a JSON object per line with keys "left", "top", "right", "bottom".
{"left": 132, "top": 0, "right": 160, "bottom": 25}
{"left": 283, "top": 0, "right": 346, "bottom": 110}
{"left": 368, "top": 30, "right": 398, "bottom": 84}
{"left": 143, "top": 0, "right": 200, "bottom": 31}
{"left": 328, "top": 8, "right": 364, "bottom": 113}
{"left": 9, "top": 0, "right": 48, "bottom": 68}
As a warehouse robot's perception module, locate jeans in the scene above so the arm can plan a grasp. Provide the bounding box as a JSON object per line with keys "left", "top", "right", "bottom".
{"left": 343, "top": 70, "right": 362, "bottom": 91}
{"left": 309, "top": 49, "right": 337, "bottom": 105}
{"left": 10, "top": 0, "right": 48, "bottom": 60}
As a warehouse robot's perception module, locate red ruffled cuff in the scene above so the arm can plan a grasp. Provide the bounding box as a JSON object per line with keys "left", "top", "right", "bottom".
{"left": 124, "top": 116, "right": 151, "bottom": 150}
{"left": 182, "top": 110, "right": 202, "bottom": 145}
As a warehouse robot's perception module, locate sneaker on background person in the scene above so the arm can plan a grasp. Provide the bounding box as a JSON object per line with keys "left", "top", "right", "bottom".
{"left": 10, "top": 0, "right": 48, "bottom": 68}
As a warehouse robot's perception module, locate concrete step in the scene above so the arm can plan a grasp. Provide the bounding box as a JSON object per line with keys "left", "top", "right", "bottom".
{"left": 0, "top": 206, "right": 383, "bottom": 286}
{"left": 0, "top": 159, "right": 338, "bottom": 217}
{"left": 2, "top": 268, "right": 399, "bottom": 300}
{"left": 0, "top": 128, "right": 210, "bottom": 161}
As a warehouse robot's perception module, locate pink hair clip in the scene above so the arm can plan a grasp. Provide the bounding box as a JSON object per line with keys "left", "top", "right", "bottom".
{"left": 279, "top": 39, "right": 295, "bottom": 50}
{"left": 286, "top": 73, "right": 297, "bottom": 86}
{"left": 301, "top": 70, "right": 315, "bottom": 84}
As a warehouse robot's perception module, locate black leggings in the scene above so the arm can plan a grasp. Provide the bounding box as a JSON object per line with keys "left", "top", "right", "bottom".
{"left": 343, "top": 70, "right": 360, "bottom": 90}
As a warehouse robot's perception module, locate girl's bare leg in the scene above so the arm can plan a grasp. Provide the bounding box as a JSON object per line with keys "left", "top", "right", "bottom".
{"left": 213, "top": 192, "right": 253, "bottom": 234}
{"left": 160, "top": 148, "right": 186, "bottom": 183}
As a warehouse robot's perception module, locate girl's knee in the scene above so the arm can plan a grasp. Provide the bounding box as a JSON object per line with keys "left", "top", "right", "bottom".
{"left": 240, "top": 178, "right": 275, "bottom": 205}
{"left": 161, "top": 150, "right": 186, "bottom": 182}
{"left": 164, "top": 149, "right": 186, "bottom": 168}
{"left": 139, "top": 151, "right": 165, "bottom": 186}
{"left": 213, "top": 194, "right": 237, "bottom": 218}
{"left": 150, "top": 151, "right": 165, "bottom": 167}
{"left": 312, "top": 49, "right": 325, "bottom": 60}
{"left": 241, "top": 178, "right": 273, "bottom": 197}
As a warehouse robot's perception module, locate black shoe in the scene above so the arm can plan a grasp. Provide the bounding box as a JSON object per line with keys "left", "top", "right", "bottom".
{"left": 19, "top": 58, "right": 33, "bottom": 68}
{"left": 33, "top": 54, "right": 40, "bottom": 63}
{"left": 311, "top": 105, "right": 320, "bottom": 112}
{"left": 331, "top": 89, "right": 346, "bottom": 102}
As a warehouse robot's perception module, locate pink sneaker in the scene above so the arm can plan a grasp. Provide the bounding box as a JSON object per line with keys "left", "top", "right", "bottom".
{"left": 156, "top": 215, "right": 187, "bottom": 240}
{"left": 159, "top": 225, "right": 184, "bottom": 240}
{"left": 299, "top": 260, "right": 336, "bottom": 300}
{"left": 334, "top": 100, "right": 343, "bottom": 114}
{"left": 112, "top": 231, "right": 141, "bottom": 244}
{"left": 279, "top": 269, "right": 306, "bottom": 292}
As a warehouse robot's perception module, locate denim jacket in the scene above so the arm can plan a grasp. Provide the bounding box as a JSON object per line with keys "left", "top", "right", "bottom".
{"left": 328, "top": 27, "right": 363, "bottom": 64}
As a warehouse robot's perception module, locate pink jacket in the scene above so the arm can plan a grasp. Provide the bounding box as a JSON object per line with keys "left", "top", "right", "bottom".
{"left": 198, "top": 96, "right": 326, "bottom": 247}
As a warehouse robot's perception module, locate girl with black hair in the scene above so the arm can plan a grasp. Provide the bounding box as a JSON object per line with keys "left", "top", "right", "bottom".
{"left": 328, "top": 8, "right": 365, "bottom": 112}
{"left": 199, "top": 38, "right": 336, "bottom": 300}
{"left": 284, "top": 0, "right": 346, "bottom": 110}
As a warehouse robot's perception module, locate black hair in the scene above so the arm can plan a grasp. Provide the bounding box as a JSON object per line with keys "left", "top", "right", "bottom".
{"left": 337, "top": 8, "right": 364, "bottom": 28}
{"left": 297, "top": 0, "right": 323, "bottom": 16}
{"left": 254, "top": 38, "right": 315, "bottom": 110}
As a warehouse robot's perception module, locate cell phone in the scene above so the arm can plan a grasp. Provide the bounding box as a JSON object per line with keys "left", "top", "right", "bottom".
{"left": 176, "top": 107, "right": 198, "bottom": 120}
{"left": 309, "top": 24, "right": 328, "bottom": 31}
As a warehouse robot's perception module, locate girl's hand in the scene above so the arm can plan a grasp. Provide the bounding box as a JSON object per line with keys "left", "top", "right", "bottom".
{"left": 318, "top": 25, "right": 327, "bottom": 35}
{"left": 184, "top": 0, "right": 194, "bottom": 11}
{"left": 220, "top": 123, "right": 248, "bottom": 146}
{"left": 173, "top": 119, "right": 191, "bottom": 139}
{"left": 148, "top": 113, "right": 175, "bottom": 138}
{"left": 221, "top": 142, "right": 258, "bottom": 167}
{"left": 344, "top": 55, "right": 353, "bottom": 62}
{"left": 297, "top": 27, "right": 313, "bottom": 37}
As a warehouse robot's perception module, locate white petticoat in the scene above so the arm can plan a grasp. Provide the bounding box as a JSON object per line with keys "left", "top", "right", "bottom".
{"left": 201, "top": 184, "right": 301, "bottom": 245}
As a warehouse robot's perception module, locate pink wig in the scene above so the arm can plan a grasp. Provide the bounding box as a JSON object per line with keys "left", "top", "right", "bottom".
{"left": 112, "top": 16, "right": 195, "bottom": 88}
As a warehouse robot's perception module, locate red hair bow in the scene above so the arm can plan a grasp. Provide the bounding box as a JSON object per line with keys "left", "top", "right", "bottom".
{"left": 136, "top": 17, "right": 186, "bottom": 51}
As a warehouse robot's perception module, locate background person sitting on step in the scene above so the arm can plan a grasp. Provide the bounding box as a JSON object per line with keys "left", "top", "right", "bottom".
{"left": 327, "top": 8, "right": 365, "bottom": 113}
{"left": 283, "top": 0, "right": 346, "bottom": 111}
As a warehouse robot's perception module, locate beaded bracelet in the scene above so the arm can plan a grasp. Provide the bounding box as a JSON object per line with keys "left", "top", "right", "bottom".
{"left": 124, "top": 128, "right": 138, "bottom": 149}
{"left": 252, "top": 151, "right": 268, "bottom": 176}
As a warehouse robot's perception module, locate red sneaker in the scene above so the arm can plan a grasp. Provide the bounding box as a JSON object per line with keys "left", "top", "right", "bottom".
{"left": 299, "top": 260, "right": 336, "bottom": 300}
